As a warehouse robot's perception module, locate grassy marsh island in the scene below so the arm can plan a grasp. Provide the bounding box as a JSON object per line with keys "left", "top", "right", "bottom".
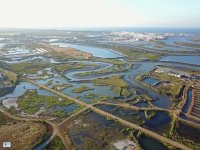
{"left": 76, "top": 64, "right": 129, "bottom": 77}
{"left": 175, "top": 41, "right": 200, "bottom": 48}
{"left": 7, "top": 60, "right": 48, "bottom": 75}
{"left": 90, "top": 76, "right": 131, "bottom": 97}
{"left": 18, "top": 90, "right": 73, "bottom": 115}
{"left": 71, "top": 85, "right": 94, "bottom": 93}
{"left": 51, "top": 62, "right": 98, "bottom": 74}
{"left": 97, "top": 45, "right": 161, "bottom": 61}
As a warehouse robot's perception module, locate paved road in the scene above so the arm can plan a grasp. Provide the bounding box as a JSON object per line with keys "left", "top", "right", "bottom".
{"left": 24, "top": 78, "right": 192, "bottom": 150}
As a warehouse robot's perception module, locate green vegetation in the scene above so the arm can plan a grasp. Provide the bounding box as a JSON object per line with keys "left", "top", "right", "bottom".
{"left": 8, "top": 60, "right": 48, "bottom": 75}
{"left": 133, "top": 95, "right": 153, "bottom": 107}
{"left": 52, "top": 63, "right": 85, "bottom": 73}
{"left": 135, "top": 72, "right": 148, "bottom": 81}
{"left": 132, "top": 52, "right": 161, "bottom": 61}
{"left": 7, "top": 61, "right": 97, "bottom": 77}
{"left": 90, "top": 76, "right": 130, "bottom": 97}
{"left": 175, "top": 41, "right": 200, "bottom": 48}
{"left": 144, "top": 110, "right": 156, "bottom": 119}
{"left": 0, "top": 87, "right": 14, "bottom": 97}
{"left": 169, "top": 113, "right": 176, "bottom": 136}
{"left": 170, "top": 121, "right": 200, "bottom": 149}
{"left": 83, "top": 93, "right": 110, "bottom": 101}
{"left": 0, "top": 68, "right": 17, "bottom": 96}
{"left": 91, "top": 76, "right": 127, "bottom": 87}
{"left": 0, "top": 68, "right": 17, "bottom": 84}
{"left": 150, "top": 71, "right": 183, "bottom": 98}
{"left": 71, "top": 85, "right": 94, "bottom": 93}
{"left": 44, "top": 136, "right": 66, "bottom": 150}
{"left": 96, "top": 58, "right": 126, "bottom": 65}
{"left": 140, "top": 95, "right": 153, "bottom": 101}
{"left": 50, "top": 63, "right": 95, "bottom": 73}
{"left": 76, "top": 64, "right": 128, "bottom": 77}
{"left": 121, "top": 88, "right": 131, "bottom": 97}
{"left": 67, "top": 111, "right": 138, "bottom": 150}
{"left": 98, "top": 45, "right": 161, "bottom": 61}
{"left": 18, "top": 90, "right": 72, "bottom": 115}
{"left": 137, "top": 71, "right": 183, "bottom": 99}
{"left": 156, "top": 83, "right": 182, "bottom": 98}
{"left": 52, "top": 83, "right": 73, "bottom": 91}
{"left": 45, "top": 80, "right": 53, "bottom": 86}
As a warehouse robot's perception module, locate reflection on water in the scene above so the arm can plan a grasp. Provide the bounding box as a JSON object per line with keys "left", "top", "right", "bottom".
{"left": 0, "top": 82, "right": 55, "bottom": 100}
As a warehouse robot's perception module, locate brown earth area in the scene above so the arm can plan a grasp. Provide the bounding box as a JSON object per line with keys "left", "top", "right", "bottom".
{"left": 37, "top": 43, "right": 92, "bottom": 59}
{"left": 0, "top": 121, "right": 47, "bottom": 150}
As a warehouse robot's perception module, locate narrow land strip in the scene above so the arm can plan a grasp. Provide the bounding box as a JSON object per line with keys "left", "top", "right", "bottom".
{"left": 24, "top": 78, "right": 192, "bottom": 150}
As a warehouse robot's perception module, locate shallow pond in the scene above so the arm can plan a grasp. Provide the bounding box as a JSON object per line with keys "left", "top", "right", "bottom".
{"left": 141, "top": 111, "right": 171, "bottom": 127}
{"left": 176, "top": 121, "right": 200, "bottom": 143}
{"left": 138, "top": 134, "right": 168, "bottom": 150}
{"left": 36, "top": 77, "right": 68, "bottom": 86}
{"left": 36, "top": 77, "right": 118, "bottom": 103}
{"left": 97, "top": 104, "right": 171, "bottom": 135}
{"left": 0, "top": 82, "right": 55, "bottom": 100}
{"left": 133, "top": 101, "right": 149, "bottom": 107}
{"left": 52, "top": 42, "right": 123, "bottom": 58}
{"left": 53, "top": 103, "right": 79, "bottom": 113}
{"left": 62, "top": 82, "right": 117, "bottom": 103}
{"left": 142, "top": 77, "right": 160, "bottom": 86}
{"left": 68, "top": 111, "right": 126, "bottom": 150}
{"left": 182, "top": 89, "right": 192, "bottom": 113}
{"left": 141, "top": 111, "right": 172, "bottom": 135}
{"left": 160, "top": 56, "right": 200, "bottom": 65}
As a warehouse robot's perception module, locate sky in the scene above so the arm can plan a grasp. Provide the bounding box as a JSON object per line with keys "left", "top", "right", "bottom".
{"left": 0, "top": 0, "right": 200, "bottom": 28}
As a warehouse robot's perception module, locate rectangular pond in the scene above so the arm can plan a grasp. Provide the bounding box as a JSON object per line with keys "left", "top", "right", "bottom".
{"left": 142, "top": 77, "right": 160, "bottom": 86}
{"left": 182, "top": 89, "right": 193, "bottom": 113}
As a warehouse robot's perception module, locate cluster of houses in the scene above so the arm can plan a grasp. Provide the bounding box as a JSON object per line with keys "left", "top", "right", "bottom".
{"left": 154, "top": 66, "right": 200, "bottom": 80}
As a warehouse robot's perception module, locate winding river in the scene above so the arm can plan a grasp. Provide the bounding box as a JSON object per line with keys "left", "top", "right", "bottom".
{"left": 63, "top": 59, "right": 200, "bottom": 109}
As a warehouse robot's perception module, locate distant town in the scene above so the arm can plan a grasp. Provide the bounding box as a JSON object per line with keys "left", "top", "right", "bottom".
{"left": 0, "top": 29, "right": 200, "bottom": 150}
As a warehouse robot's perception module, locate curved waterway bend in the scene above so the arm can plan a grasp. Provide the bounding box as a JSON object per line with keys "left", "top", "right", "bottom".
{"left": 64, "top": 61, "right": 123, "bottom": 81}
{"left": 65, "top": 60, "right": 200, "bottom": 81}
{"left": 125, "top": 61, "right": 200, "bottom": 108}
{"left": 64, "top": 60, "right": 200, "bottom": 109}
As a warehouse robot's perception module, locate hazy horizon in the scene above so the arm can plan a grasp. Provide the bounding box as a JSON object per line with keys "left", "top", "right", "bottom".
{"left": 0, "top": 0, "right": 200, "bottom": 29}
